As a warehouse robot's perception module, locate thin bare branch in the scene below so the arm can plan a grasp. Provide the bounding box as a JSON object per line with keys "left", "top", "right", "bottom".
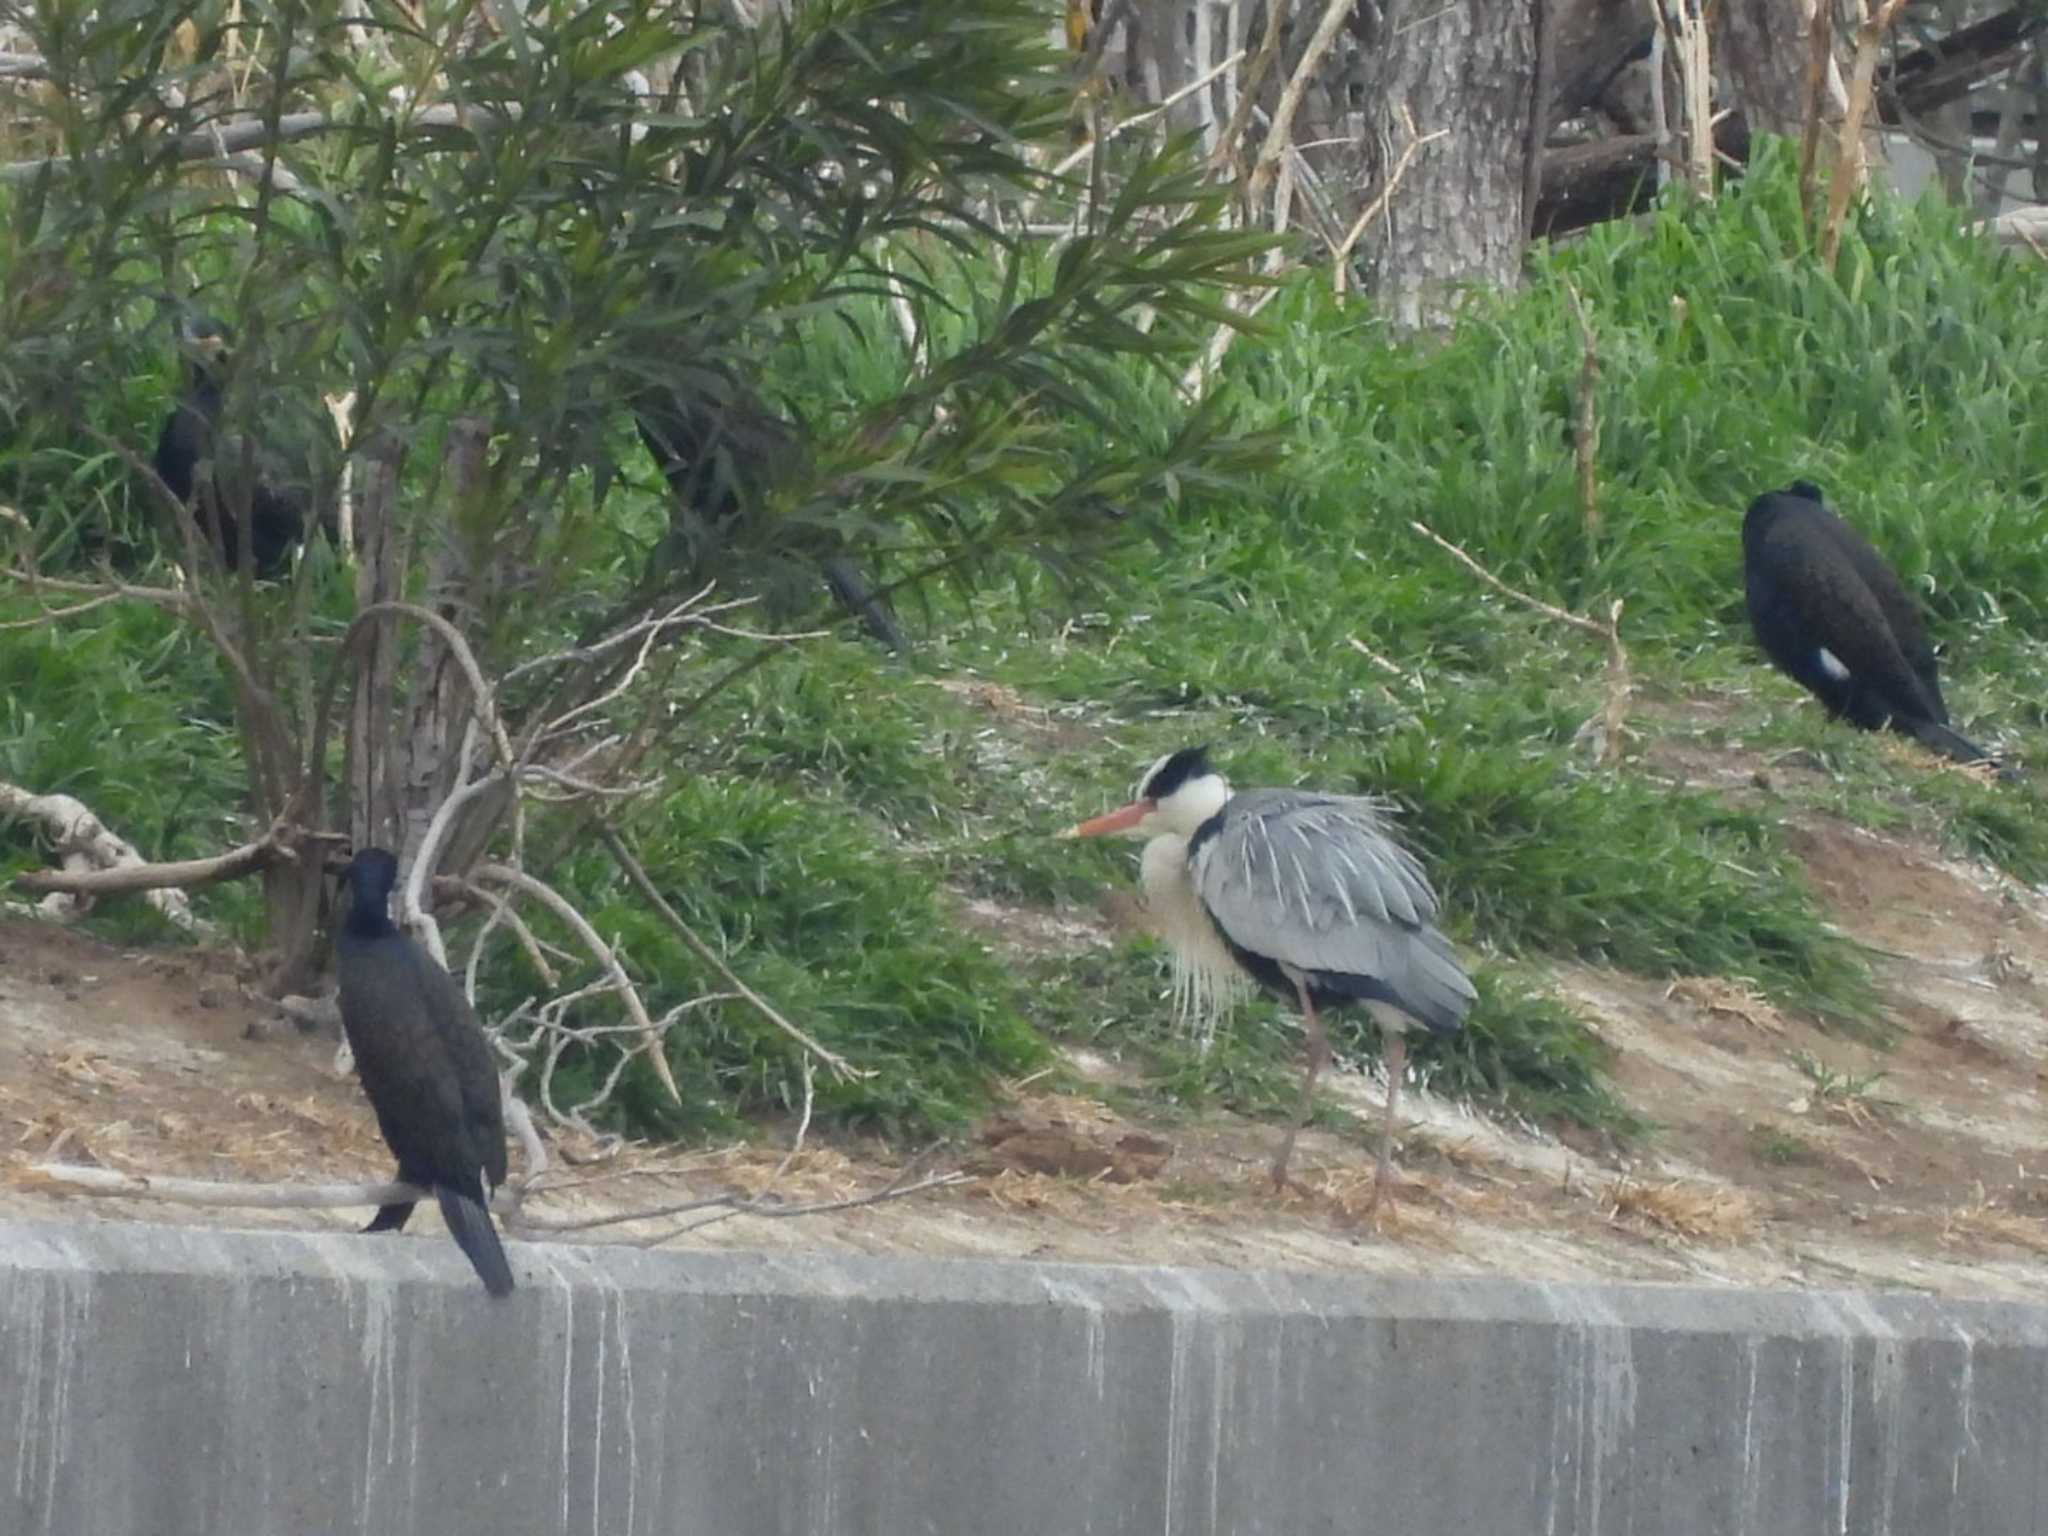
{"left": 1407, "top": 522, "right": 1631, "bottom": 764}
{"left": 1245, "top": 0, "right": 1355, "bottom": 217}
{"left": 602, "top": 828, "right": 870, "bottom": 1083}
{"left": 1212, "top": 2, "right": 1289, "bottom": 180}
{"left": 1821, "top": 0, "right": 1911, "bottom": 272}
{"left": 515, "top": 1167, "right": 972, "bottom": 1238}
{"left": 11, "top": 828, "right": 289, "bottom": 896}
{"left": 1562, "top": 279, "right": 1601, "bottom": 544}
{"left": 28, "top": 1163, "right": 433, "bottom": 1210}
{"left": 470, "top": 859, "right": 683, "bottom": 1103}
{"left": 1332, "top": 113, "right": 1446, "bottom": 292}
{"left": 1796, "top": 0, "right": 1836, "bottom": 220}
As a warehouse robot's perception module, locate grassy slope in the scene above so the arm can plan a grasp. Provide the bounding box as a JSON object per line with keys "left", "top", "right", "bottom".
{"left": 11, "top": 144, "right": 2048, "bottom": 1142}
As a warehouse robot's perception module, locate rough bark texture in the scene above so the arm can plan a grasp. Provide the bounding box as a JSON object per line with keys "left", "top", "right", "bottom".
{"left": 1715, "top": 0, "right": 1836, "bottom": 141}
{"left": 1348, "top": 2, "right": 1539, "bottom": 328}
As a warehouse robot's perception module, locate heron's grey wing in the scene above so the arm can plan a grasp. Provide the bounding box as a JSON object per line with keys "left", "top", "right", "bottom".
{"left": 1191, "top": 790, "right": 1475, "bottom": 1032}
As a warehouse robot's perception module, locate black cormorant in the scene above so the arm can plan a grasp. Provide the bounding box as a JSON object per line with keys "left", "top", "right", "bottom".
{"left": 1742, "top": 481, "right": 1994, "bottom": 767}
{"left": 150, "top": 315, "right": 316, "bottom": 577}
{"left": 335, "top": 847, "right": 514, "bottom": 1297}
{"left": 633, "top": 383, "right": 906, "bottom": 649}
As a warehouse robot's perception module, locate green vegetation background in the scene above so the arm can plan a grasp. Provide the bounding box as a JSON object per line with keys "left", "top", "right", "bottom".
{"left": 9, "top": 144, "right": 2048, "bottom": 1146}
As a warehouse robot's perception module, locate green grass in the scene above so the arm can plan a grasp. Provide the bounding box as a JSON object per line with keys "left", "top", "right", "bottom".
{"left": 13, "top": 139, "right": 2048, "bottom": 1145}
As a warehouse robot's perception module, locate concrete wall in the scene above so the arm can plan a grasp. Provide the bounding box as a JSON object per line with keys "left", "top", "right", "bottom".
{"left": 3, "top": 1218, "right": 2044, "bottom": 1535}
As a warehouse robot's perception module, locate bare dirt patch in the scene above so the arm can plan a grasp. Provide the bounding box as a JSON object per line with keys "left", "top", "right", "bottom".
{"left": 7, "top": 749, "right": 2048, "bottom": 1297}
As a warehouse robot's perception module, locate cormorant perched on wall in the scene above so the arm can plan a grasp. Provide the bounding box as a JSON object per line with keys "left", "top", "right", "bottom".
{"left": 633, "top": 382, "right": 906, "bottom": 649}
{"left": 150, "top": 315, "right": 318, "bottom": 577}
{"left": 335, "top": 848, "right": 514, "bottom": 1297}
{"left": 1742, "top": 481, "right": 1994, "bottom": 767}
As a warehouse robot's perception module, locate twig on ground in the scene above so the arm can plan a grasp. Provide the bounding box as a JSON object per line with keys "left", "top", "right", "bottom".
{"left": 495, "top": 1168, "right": 973, "bottom": 1240}
{"left": 28, "top": 1163, "right": 433, "bottom": 1210}
{"left": 1409, "top": 521, "right": 1631, "bottom": 763}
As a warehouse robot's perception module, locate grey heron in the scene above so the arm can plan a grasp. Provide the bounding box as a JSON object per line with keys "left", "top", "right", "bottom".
{"left": 1064, "top": 746, "right": 1474, "bottom": 1210}
{"left": 336, "top": 848, "right": 514, "bottom": 1297}
{"left": 1743, "top": 481, "right": 1994, "bottom": 767}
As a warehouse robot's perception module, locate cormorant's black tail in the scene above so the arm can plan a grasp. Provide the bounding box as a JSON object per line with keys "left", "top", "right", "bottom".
{"left": 363, "top": 1201, "right": 415, "bottom": 1234}
{"left": 436, "top": 1186, "right": 514, "bottom": 1298}
{"left": 821, "top": 555, "right": 906, "bottom": 651}
{"left": 1906, "top": 716, "right": 2001, "bottom": 770}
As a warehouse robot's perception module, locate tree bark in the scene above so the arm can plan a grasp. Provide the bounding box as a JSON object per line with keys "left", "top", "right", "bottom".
{"left": 1347, "top": 1, "right": 1539, "bottom": 327}
{"left": 1715, "top": 0, "right": 1840, "bottom": 141}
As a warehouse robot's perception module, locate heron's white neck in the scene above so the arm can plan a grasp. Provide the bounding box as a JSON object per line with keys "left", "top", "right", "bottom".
{"left": 1139, "top": 830, "right": 1247, "bottom": 1046}
{"left": 1151, "top": 772, "right": 1230, "bottom": 835}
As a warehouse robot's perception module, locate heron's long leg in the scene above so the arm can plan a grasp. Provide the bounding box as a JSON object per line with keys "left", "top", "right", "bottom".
{"left": 1367, "top": 1027, "right": 1407, "bottom": 1213}
{"left": 1269, "top": 983, "right": 1329, "bottom": 1189}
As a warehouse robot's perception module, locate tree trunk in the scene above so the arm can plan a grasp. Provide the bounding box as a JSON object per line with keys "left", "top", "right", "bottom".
{"left": 1715, "top": 0, "right": 1839, "bottom": 141}
{"left": 1347, "top": 1, "right": 1539, "bottom": 328}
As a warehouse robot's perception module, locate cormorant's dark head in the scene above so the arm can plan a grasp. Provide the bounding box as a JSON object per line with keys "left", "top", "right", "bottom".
{"left": 173, "top": 314, "right": 233, "bottom": 393}
{"left": 1785, "top": 480, "right": 1824, "bottom": 503}
{"left": 342, "top": 847, "right": 400, "bottom": 935}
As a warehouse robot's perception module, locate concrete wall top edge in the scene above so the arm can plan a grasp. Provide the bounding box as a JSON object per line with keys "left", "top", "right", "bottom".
{"left": 5, "top": 1216, "right": 2044, "bottom": 1345}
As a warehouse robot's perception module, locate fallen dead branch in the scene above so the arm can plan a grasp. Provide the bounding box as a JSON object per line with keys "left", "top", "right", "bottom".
{"left": 0, "top": 781, "right": 216, "bottom": 934}
{"left": 624, "top": 1168, "right": 974, "bottom": 1245}
{"left": 469, "top": 858, "right": 680, "bottom": 1105}
{"left": 1243, "top": 0, "right": 1354, "bottom": 219}
{"left": 11, "top": 827, "right": 293, "bottom": 897}
{"left": 1406, "top": 522, "right": 1631, "bottom": 763}
{"left": 27, "top": 1162, "right": 437, "bottom": 1211}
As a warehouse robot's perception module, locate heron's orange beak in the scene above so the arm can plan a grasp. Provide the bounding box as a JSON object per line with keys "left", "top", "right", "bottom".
{"left": 1059, "top": 798, "right": 1153, "bottom": 839}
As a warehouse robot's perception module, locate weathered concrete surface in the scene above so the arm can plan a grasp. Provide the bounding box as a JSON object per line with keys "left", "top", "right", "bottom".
{"left": 2, "top": 1219, "right": 2044, "bottom": 1536}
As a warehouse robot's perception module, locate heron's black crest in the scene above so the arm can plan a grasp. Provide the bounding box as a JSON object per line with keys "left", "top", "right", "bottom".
{"left": 1140, "top": 745, "right": 1213, "bottom": 801}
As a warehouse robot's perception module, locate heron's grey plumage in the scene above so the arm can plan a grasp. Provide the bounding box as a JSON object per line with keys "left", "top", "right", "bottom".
{"left": 1188, "top": 789, "right": 1475, "bottom": 1035}
{"left": 1070, "top": 748, "right": 1473, "bottom": 1202}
